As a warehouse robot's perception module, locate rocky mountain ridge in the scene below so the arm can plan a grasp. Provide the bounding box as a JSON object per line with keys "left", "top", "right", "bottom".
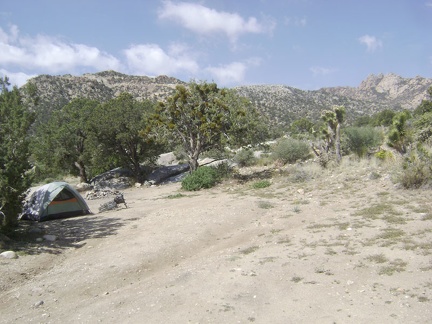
{"left": 234, "top": 73, "right": 432, "bottom": 125}
{"left": 24, "top": 70, "right": 432, "bottom": 127}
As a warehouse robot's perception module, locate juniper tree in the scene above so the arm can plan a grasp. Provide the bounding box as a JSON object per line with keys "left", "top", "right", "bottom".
{"left": 0, "top": 77, "right": 35, "bottom": 229}
{"left": 153, "top": 81, "right": 269, "bottom": 172}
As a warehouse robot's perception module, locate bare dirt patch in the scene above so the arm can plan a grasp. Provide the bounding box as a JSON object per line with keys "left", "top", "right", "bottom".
{"left": 1, "top": 162, "right": 432, "bottom": 323}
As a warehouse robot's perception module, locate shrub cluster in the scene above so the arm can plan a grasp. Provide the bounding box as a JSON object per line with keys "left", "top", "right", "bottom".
{"left": 343, "top": 126, "right": 383, "bottom": 158}
{"left": 181, "top": 166, "right": 220, "bottom": 191}
{"left": 271, "top": 138, "right": 311, "bottom": 164}
{"left": 233, "top": 148, "right": 256, "bottom": 167}
{"left": 397, "top": 145, "right": 432, "bottom": 189}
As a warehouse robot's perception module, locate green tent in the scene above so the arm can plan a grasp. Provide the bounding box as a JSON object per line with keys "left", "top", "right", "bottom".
{"left": 20, "top": 182, "right": 91, "bottom": 222}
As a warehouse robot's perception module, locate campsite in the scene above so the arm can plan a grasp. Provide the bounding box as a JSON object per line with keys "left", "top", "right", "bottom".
{"left": 1, "top": 160, "right": 432, "bottom": 323}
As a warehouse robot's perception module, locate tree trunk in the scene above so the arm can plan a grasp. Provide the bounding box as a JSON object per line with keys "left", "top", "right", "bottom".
{"left": 189, "top": 157, "right": 199, "bottom": 172}
{"left": 335, "top": 123, "right": 341, "bottom": 162}
{"left": 74, "top": 161, "right": 88, "bottom": 183}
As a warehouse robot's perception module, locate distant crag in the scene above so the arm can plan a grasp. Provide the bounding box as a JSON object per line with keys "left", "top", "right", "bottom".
{"left": 234, "top": 73, "right": 432, "bottom": 126}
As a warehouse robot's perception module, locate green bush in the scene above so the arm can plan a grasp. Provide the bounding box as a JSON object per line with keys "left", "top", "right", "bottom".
{"left": 252, "top": 180, "right": 271, "bottom": 189}
{"left": 181, "top": 166, "right": 219, "bottom": 191}
{"left": 271, "top": 138, "right": 311, "bottom": 165}
{"left": 375, "top": 150, "right": 393, "bottom": 161}
{"left": 343, "top": 126, "right": 383, "bottom": 158}
{"left": 234, "top": 148, "right": 256, "bottom": 167}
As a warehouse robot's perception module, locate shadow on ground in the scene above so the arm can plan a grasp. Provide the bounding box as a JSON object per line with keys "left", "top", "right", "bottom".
{"left": 5, "top": 215, "right": 125, "bottom": 255}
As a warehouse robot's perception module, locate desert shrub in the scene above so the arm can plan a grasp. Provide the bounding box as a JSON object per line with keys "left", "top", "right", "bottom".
{"left": 252, "top": 180, "right": 271, "bottom": 189}
{"left": 375, "top": 150, "right": 394, "bottom": 161}
{"left": 234, "top": 148, "right": 256, "bottom": 167}
{"left": 271, "top": 138, "right": 311, "bottom": 165}
{"left": 287, "top": 166, "right": 311, "bottom": 183}
{"left": 181, "top": 166, "right": 219, "bottom": 191}
{"left": 343, "top": 126, "right": 383, "bottom": 158}
{"left": 396, "top": 145, "right": 432, "bottom": 189}
{"left": 213, "top": 161, "right": 235, "bottom": 179}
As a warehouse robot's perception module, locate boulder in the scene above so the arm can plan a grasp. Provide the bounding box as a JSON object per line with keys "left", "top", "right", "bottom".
{"left": 0, "top": 251, "right": 18, "bottom": 259}
{"left": 147, "top": 164, "right": 190, "bottom": 184}
{"left": 75, "top": 182, "right": 93, "bottom": 192}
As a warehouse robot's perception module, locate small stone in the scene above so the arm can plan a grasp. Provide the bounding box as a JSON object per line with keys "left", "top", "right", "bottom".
{"left": 43, "top": 234, "right": 57, "bottom": 241}
{"left": 0, "top": 251, "right": 18, "bottom": 259}
{"left": 34, "top": 300, "right": 44, "bottom": 308}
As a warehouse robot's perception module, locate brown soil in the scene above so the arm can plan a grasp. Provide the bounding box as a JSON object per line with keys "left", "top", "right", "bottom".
{"left": 1, "top": 162, "right": 432, "bottom": 323}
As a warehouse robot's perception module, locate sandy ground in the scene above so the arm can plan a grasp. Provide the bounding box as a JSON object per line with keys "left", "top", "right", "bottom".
{"left": 1, "top": 162, "right": 432, "bottom": 324}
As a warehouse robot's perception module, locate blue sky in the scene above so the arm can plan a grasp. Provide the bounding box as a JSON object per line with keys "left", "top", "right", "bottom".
{"left": 1, "top": 0, "right": 431, "bottom": 90}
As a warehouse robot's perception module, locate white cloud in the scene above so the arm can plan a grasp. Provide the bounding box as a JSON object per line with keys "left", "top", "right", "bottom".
{"left": 358, "top": 34, "right": 383, "bottom": 53}
{"left": 123, "top": 43, "right": 199, "bottom": 76}
{"left": 0, "top": 25, "right": 122, "bottom": 74}
{"left": 206, "top": 58, "right": 261, "bottom": 85}
{"left": 0, "top": 69, "right": 35, "bottom": 87}
{"left": 310, "top": 66, "right": 336, "bottom": 76}
{"left": 158, "top": 1, "right": 275, "bottom": 42}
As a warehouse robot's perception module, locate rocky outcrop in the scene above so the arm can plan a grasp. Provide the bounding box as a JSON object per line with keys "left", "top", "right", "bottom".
{"left": 235, "top": 73, "right": 432, "bottom": 126}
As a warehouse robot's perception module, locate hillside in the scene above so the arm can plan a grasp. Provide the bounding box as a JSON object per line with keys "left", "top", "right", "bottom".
{"left": 23, "top": 71, "right": 432, "bottom": 127}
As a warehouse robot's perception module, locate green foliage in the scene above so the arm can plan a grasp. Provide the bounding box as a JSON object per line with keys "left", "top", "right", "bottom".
{"left": 271, "top": 138, "right": 311, "bottom": 164}
{"left": 370, "top": 109, "right": 396, "bottom": 127}
{"left": 414, "top": 87, "right": 432, "bottom": 116}
{"left": 375, "top": 150, "right": 394, "bottom": 161}
{"left": 31, "top": 98, "right": 99, "bottom": 183}
{"left": 252, "top": 180, "right": 271, "bottom": 189}
{"left": 181, "top": 166, "right": 219, "bottom": 191}
{"left": 320, "top": 106, "right": 346, "bottom": 162}
{"left": 155, "top": 81, "right": 269, "bottom": 172}
{"left": 91, "top": 93, "right": 164, "bottom": 181}
{"left": 387, "top": 111, "right": 412, "bottom": 154}
{"left": 0, "top": 77, "right": 35, "bottom": 230}
{"left": 343, "top": 126, "right": 383, "bottom": 158}
{"left": 413, "top": 112, "right": 432, "bottom": 143}
{"left": 233, "top": 148, "right": 256, "bottom": 167}
{"left": 353, "top": 115, "right": 372, "bottom": 127}
{"left": 288, "top": 118, "right": 315, "bottom": 138}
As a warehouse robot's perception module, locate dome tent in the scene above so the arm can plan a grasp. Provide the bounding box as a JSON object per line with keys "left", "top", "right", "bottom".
{"left": 20, "top": 182, "right": 91, "bottom": 222}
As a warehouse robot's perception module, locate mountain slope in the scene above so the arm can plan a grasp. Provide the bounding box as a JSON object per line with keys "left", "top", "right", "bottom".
{"left": 234, "top": 73, "right": 432, "bottom": 126}
{"left": 23, "top": 71, "right": 432, "bottom": 127}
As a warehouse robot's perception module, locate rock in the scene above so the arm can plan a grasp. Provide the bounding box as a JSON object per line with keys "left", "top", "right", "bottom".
{"left": 0, "top": 251, "right": 18, "bottom": 259}
{"left": 76, "top": 182, "right": 93, "bottom": 192}
{"left": 34, "top": 300, "right": 44, "bottom": 308}
{"left": 147, "top": 164, "right": 190, "bottom": 184}
{"left": 135, "top": 182, "right": 142, "bottom": 188}
{"left": 43, "top": 234, "right": 57, "bottom": 242}
{"left": 157, "top": 152, "right": 178, "bottom": 166}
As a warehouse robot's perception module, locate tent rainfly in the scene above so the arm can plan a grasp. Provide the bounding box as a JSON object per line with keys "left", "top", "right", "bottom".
{"left": 20, "top": 182, "right": 91, "bottom": 222}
